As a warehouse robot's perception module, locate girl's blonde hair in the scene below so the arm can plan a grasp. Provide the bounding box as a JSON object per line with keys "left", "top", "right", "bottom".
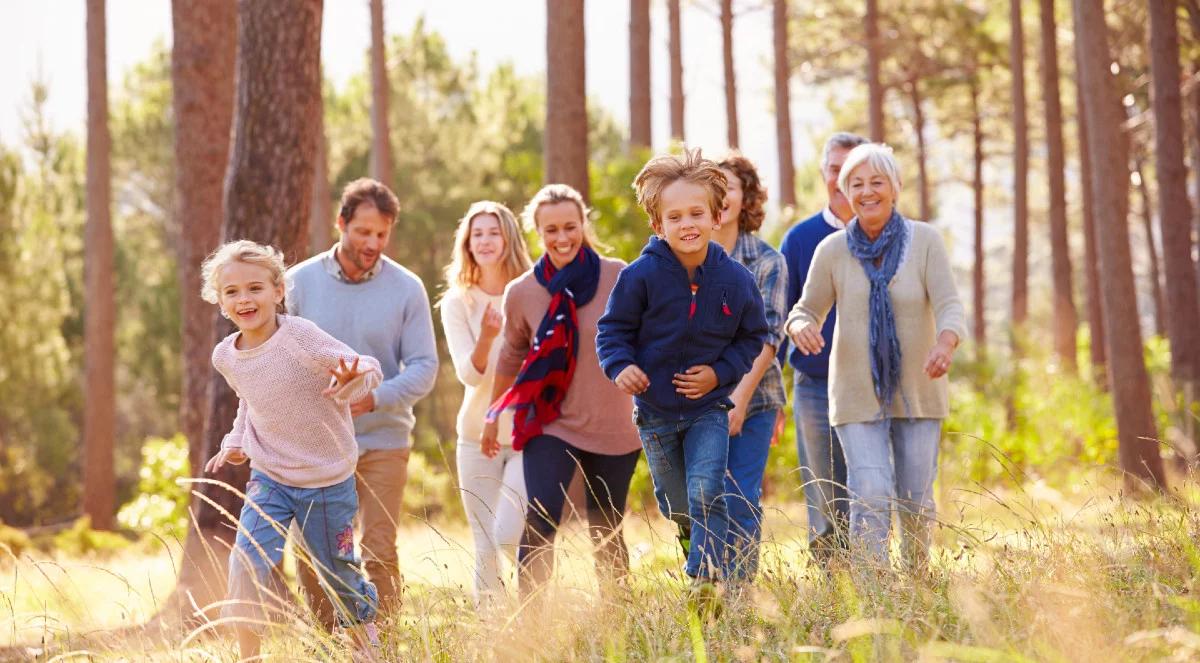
{"left": 443, "top": 201, "right": 533, "bottom": 293}
{"left": 520, "top": 184, "right": 607, "bottom": 253}
{"left": 200, "top": 240, "right": 288, "bottom": 313}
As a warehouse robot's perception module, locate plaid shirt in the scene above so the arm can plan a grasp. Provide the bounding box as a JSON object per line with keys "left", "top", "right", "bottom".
{"left": 731, "top": 232, "right": 789, "bottom": 417}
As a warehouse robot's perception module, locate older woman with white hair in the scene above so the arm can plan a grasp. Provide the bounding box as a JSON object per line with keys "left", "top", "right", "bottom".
{"left": 785, "top": 143, "right": 966, "bottom": 569}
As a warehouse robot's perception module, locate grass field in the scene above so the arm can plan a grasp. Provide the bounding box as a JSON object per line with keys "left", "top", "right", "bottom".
{"left": 4, "top": 468, "right": 1200, "bottom": 661}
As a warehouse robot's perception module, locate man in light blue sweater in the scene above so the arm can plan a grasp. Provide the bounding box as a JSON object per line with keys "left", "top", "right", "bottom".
{"left": 286, "top": 178, "right": 438, "bottom": 619}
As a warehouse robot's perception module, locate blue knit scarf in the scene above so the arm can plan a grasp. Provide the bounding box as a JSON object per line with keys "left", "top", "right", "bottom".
{"left": 846, "top": 210, "right": 909, "bottom": 416}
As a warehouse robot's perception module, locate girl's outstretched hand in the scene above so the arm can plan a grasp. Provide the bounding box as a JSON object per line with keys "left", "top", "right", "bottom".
{"left": 325, "top": 357, "right": 365, "bottom": 395}
{"left": 205, "top": 447, "right": 247, "bottom": 474}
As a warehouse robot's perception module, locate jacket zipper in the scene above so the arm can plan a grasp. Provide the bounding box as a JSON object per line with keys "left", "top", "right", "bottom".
{"left": 679, "top": 265, "right": 701, "bottom": 420}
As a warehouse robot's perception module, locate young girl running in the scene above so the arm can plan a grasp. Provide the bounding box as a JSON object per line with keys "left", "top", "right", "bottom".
{"left": 200, "top": 240, "right": 383, "bottom": 661}
{"left": 439, "top": 201, "right": 533, "bottom": 607}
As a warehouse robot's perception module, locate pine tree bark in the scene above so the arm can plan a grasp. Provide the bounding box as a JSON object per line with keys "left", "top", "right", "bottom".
{"left": 84, "top": 0, "right": 116, "bottom": 531}
{"left": 865, "top": 0, "right": 885, "bottom": 141}
{"left": 1074, "top": 34, "right": 1107, "bottom": 383}
{"left": 629, "top": 0, "right": 651, "bottom": 149}
{"left": 906, "top": 77, "right": 931, "bottom": 222}
{"left": 1073, "top": 0, "right": 1165, "bottom": 491}
{"left": 1039, "top": 0, "right": 1078, "bottom": 371}
{"left": 196, "top": 0, "right": 323, "bottom": 574}
{"left": 773, "top": 0, "right": 796, "bottom": 207}
{"left": 172, "top": 0, "right": 235, "bottom": 478}
{"left": 1135, "top": 158, "right": 1168, "bottom": 338}
{"left": 369, "top": 0, "right": 393, "bottom": 186}
{"left": 1011, "top": 0, "right": 1029, "bottom": 333}
{"left": 971, "top": 76, "right": 986, "bottom": 356}
{"left": 1149, "top": 0, "right": 1200, "bottom": 384}
{"left": 311, "top": 85, "right": 332, "bottom": 255}
{"left": 668, "top": 0, "right": 685, "bottom": 142}
{"left": 545, "top": 0, "right": 589, "bottom": 199}
{"left": 721, "top": 0, "right": 739, "bottom": 148}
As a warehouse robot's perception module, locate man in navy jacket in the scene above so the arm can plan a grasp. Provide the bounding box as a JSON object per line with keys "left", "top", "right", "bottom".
{"left": 778, "top": 132, "right": 867, "bottom": 563}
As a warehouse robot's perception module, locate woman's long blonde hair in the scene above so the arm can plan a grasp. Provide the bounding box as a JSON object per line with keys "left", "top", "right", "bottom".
{"left": 442, "top": 201, "right": 532, "bottom": 296}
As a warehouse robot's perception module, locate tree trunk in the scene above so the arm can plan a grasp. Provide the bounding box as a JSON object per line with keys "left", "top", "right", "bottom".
{"left": 906, "top": 77, "right": 931, "bottom": 222}
{"left": 310, "top": 86, "right": 332, "bottom": 256}
{"left": 1039, "top": 0, "right": 1078, "bottom": 371}
{"left": 1149, "top": 0, "right": 1200, "bottom": 385}
{"left": 1011, "top": 0, "right": 1029, "bottom": 333}
{"left": 84, "top": 0, "right": 116, "bottom": 531}
{"left": 188, "top": 0, "right": 323, "bottom": 622}
{"left": 721, "top": 0, "right": 739, "bottom": 148}
{"left": 971, "top": 76, "right": 986, "bottom": 357}
{"left": 668, "top": 0, "right": 685, "bottom": 142}
{"left": 773, "top": 0, "right": 796, "bottom": 207}
{"left": 545, "top": 0, "right": 589, "bottom": 199}
{"left": 1135, "top": 158, "right": 1168, "bottom": 338}
{"left": 1193, "top": 60, "right": 1200, "bottom": 302}
{"left": 172, "top": 0, "right": 235, "bottom": 479}
{"left": 629, "top": 0, "right": 651, "bottom": 149}
{"left": 865, "top": 0, "right": 885, "bottom": 142}
{"left": 369, "top": 0, "right": 393, "bottom": 186}
{"left": 1073, "top": 0, "right": 1165, "bottom": 491}
{"left": 1074, "top": 31, "right": 1107, "bottom": 384}
{"left": 1187, "top": 2, "right": 1200, "bottom": 305}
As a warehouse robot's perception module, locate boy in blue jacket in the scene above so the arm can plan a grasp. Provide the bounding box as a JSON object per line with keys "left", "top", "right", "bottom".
{"left": 597, "top": 149, "right": 768, "bottom": 590}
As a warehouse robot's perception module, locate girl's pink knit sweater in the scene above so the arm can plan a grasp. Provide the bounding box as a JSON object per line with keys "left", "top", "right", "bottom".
{"left": 213, "top": 315, "right": 382, "bottom": 488}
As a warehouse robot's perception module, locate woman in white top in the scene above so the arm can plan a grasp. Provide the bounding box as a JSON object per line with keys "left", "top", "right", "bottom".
{"left": 440, "top": 201, "right": 533, "bottom": 606}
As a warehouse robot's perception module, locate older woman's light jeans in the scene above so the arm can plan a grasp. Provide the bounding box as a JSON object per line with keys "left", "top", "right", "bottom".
{"left": 834, "top": 418, "right": 941, "bottom": 569}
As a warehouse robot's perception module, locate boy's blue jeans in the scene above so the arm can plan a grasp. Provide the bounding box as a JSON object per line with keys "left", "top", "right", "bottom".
{"left": 635, "top": 404, "right": 731, "bottom": 580}
{"left": 226, "top": 470, "right": 378, "bottom": 627}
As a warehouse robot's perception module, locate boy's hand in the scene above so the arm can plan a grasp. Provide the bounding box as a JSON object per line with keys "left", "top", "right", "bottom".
{"left": 674, "top": 365, "right": 718, "bottom": 399}
{"left": 205, "top": 447, "right": 247, "bottom": 474}
{"left": 615, "top": 365, "right": 650, "bottom": 395}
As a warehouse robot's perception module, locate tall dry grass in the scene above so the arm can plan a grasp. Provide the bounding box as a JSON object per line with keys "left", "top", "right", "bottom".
{"left": 3, "top": 464, "right": 1200, "bottom": 661}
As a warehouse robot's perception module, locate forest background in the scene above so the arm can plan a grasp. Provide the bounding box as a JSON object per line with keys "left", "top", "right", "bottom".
{"left": 4, "top": 0, "right": 1200, "bottom": 659}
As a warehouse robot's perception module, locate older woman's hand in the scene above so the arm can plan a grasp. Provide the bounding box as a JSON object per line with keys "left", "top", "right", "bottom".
{"left": 788, "top": 321, "right": 825, "bottom": 356}
{"left": 924, "top": 330, "right": 959, "bottom": 379}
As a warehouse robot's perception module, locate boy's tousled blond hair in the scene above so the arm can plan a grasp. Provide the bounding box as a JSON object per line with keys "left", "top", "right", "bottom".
{"left": 200, "top": 240, "right": 288, "bottom": 313}
{"left": 632, "top": 148, "right": 727, "bottom": 230}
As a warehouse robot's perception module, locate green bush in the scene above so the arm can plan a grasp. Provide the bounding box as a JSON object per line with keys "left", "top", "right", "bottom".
{"left": 116, "top": 434, "right": 190, "bottom": 540}
{"left": 48, "top": 517, "right": 132, "bottom": 558}
{"left": 944, "top": 344, "right": 1118, "bottom": 487}
{"left": 0, "top": 520, "right": 31, "bottom": 560}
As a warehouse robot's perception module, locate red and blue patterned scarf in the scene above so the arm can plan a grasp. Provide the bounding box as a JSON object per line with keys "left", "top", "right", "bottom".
{"left": 487, "top": 246, "right": 601, "bottom": 450}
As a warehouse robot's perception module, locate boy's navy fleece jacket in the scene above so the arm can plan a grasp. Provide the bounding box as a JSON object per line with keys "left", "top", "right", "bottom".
{"left": 596, "top": 235, "right": 769, "bottom": 419}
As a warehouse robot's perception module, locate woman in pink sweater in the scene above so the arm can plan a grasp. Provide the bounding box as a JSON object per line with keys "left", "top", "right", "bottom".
{"left": 200, "top": 240, "right": 383, "bottom": 661}
{"left": 481, "top": 184, "right": 641, "bottom": 599}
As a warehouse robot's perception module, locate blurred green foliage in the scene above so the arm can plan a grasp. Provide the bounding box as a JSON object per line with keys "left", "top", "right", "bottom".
{"left": 116, "top": 434, "right": 189, "bottom": 540}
